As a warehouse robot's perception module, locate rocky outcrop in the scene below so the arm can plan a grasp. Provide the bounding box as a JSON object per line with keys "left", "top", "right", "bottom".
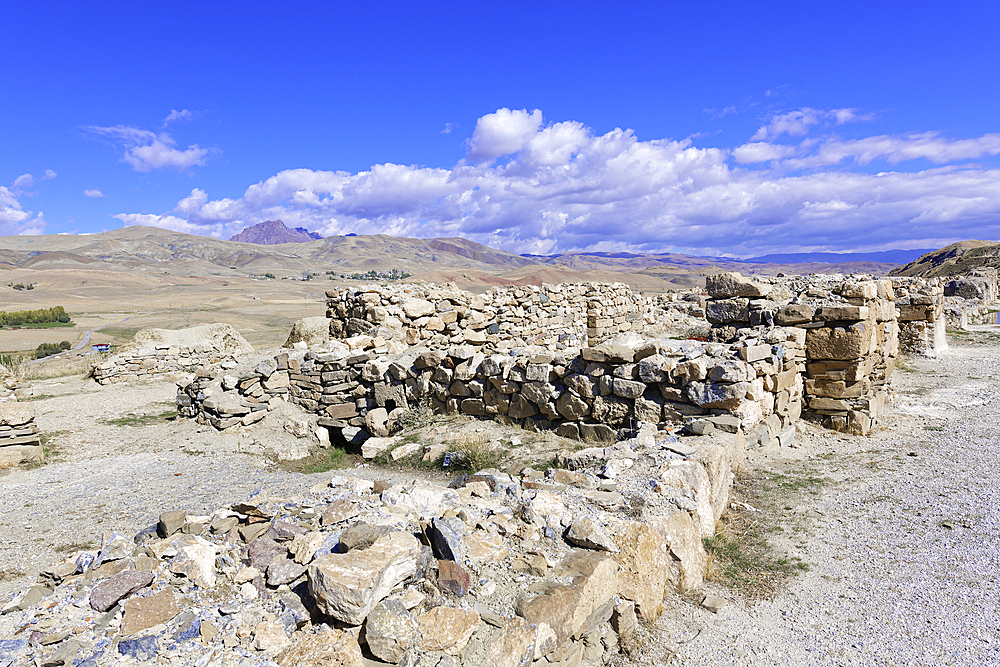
{"left": 229, "top": 219, "right": 322, "bottom": 244}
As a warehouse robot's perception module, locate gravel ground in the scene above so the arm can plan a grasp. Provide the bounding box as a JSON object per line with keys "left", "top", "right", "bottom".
{"left": 641, "top": 326, "right": 1000, "bottom": 667}
{"left": 0, "top": 376, "right": 444, "bottom": 602}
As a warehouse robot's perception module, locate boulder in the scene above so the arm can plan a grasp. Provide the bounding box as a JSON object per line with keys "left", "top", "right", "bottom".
{"left": 365, "top": 599, "right": 419, "bottom": 663}
{"left": 416, "top": 606, "right": 481, "bottom": 654}
{"left": 308, "top": 531, "right": 422, "bottom": 625}
{"left": 515, "top": 551, "right": 618, "bottom": 649}
{"left": 275, "top": 629, "right": 364, "bottom": 667}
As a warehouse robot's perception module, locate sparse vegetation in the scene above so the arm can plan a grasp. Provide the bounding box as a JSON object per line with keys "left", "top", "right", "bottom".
{"left": 278, "top": 446, "right": 350, "bottom": 473}
{"left": 703, "top": 468, "right": 822, "bottom": 598}
{"left": 103, "top": 407, "right": 177, "bottom": 427}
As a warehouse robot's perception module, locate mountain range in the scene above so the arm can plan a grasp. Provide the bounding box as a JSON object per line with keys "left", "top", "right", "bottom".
{"left": 229, "top": 220, "right": 322, "bottom": 244}
{"left": 0, "top": 224, "right": 980, "bottom": 290}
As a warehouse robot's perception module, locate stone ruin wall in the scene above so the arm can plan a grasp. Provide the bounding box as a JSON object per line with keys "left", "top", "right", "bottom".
{"left": 179, "top": 326, "right": 805, "bottom": 454}
{"left": 92, "top": 324, "right": 254, "bottom": 385}
{"left": 94, "top": 344, "right": 241, "bottom": 385}
{"left": 0, "top": 403, "right": 41, "bottom": 467}
{"left": 326, "top": 282, "right": 650, "bottom": 351}
{"left": 943, "top": 268, "right": 999, "bottom": 327}
{"left": 704, "top": 273, "right": 900, "bottom": 435}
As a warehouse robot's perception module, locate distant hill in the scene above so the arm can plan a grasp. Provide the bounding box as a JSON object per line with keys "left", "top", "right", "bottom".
{"left": 746, "top": 249, "right": 934, "bottom": 264}
{"left": 229, "top": 220, "right": 322, "bottom": 245}
{"left": 0, "top": 225, "right": 916, "bottom": 287}
{"left": 889, "top": 240, "right": 1000, "bottom": 277}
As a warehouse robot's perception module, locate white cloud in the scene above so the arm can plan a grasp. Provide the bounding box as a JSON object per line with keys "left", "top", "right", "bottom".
{"left": 0, "top": 186, "right": 46, "bottom": 235}
{"left": 751, "top": 107, "right": 875, "bottom": 141}
{"left": 466, "top": 108, "right": 544, "bottom": 161}
{"left": 732, "top": 142, "right": 797, "bottom": 164}
{"left": 10, "top": 169, "right": 56, "bottom": 194}
{"left": 112, "top": 108, "right": 1000, "bottom": 256}
{"left": 84, "top": 188, "right": 106, "bottom": 198}
{"left": 86, "top": 124, "right": 214, "bottom": 172}
{"left": 164, "top": 109, "right": 194, "bottom": 125}
{"left": 785, "top": 131, "right": 1000, "bottom": 168}
{"left": 441, "top": 123, "right": 454, "bottom": 134}
{"left": 113, "top": 213, "right": 225, "bottom": 238}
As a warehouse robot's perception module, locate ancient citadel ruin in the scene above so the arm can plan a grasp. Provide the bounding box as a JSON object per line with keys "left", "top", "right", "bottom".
{"left": 1, "top": 268, "right": 996, "bottom": 667}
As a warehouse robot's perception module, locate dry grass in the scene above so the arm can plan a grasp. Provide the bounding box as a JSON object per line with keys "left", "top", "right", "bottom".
{"left": 702, "top": 468, "right": 819, "bottom": 599}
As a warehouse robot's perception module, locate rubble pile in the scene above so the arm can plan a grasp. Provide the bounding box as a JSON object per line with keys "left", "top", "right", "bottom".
{"left": 0, "top": 424, "right": 741, "bottom": 667}
{"left": 179, "top": 327, "right": 805, "bottom": 453}
{"left": 94, "top": 325, "right": 254, "bottom": 386}
{"left": 0, "top": 403, "right": 41, "bottom": 468}
{"left": 704, "top": 272, "right": 898, "bottom": 434}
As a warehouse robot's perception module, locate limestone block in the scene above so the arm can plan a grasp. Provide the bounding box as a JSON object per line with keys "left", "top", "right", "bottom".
{"left": 608, "top": 520, "right": 669, "bottom": 622}
{"left": 706, "top": 272, "right": 772, "bottom": 298}
{"left": 805, "top": 322, "right": 875, "bottom": 360}
{"left": 275, "top": 630, "right": 364, "bottom": 667}
{"left": 308, "top": 532, "right": 422, "bottom": 625}
{"left": 515, "top": 551, "right": 619, "bottom": 648}
{"left": 416, "top": 606, "right": 480, "bottom": 654}
{"left": 646, "top": 511, "right": 707, "bottom": 590}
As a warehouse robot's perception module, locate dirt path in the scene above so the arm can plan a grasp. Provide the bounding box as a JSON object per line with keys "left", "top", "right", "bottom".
{"left": 640, "top": 326, "right": 1000, "bottom": 666}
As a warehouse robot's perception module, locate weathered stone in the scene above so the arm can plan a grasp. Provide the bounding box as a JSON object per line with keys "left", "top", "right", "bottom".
{"left": 565, "top": 517, "right": 618, "bottom": 552}
{"left": 89, "top": 570, "right": 154, "bottom": 612}
{"left": 247, "top": 536, "right": 287, "bottom": 571}
{"left": 706, "top": 272, "right": 772, "bottom": 298}
{"left": 556, "top": 390, "right": 590, "bottom": 420}
{"left": 592, "top": 395, "right": 630, "bottom": 426}
{"left": 276, "top": 629, "right": 364, "bottom": 667}
{"left": 805, "top": 322, "right": 875, "bottom": 360}
{"left": 611, "top": 378, "right": 645, "bottom": 399}
{"left": 436, "top": 559, "right": 471, "bottom": 596}
{"left": 515, "top": 551, "right": 618, "bottom": 648}
{"left": 609, "top": 521, "right": 669, "bottom": 622}
{"left": 254, "top": 620, "right": 291, "bottom": 654}
{"left": 382, "top": 483, "right": 460, "bottom": 518}
{"left": 338, "top": 522, "right": 393, "bottom": 552}
{"left": 361, "top": 436, "right": 396, "bottom": 459}
{"left": 417, "top": 606, "right": 481, "bottom": 654}
{"left": 168, "top": 537, "right": 217, "bottom": 588}
{"left": 157, "top": 510, "right": 187, "bottom": 538}
{"left": 775, "top": 303, "right": 815, "bottom": 325}
{"left": 687, "top": 380, "right": 747, "bottom": 409}
{"left": 308, "top": 531, "right": 422, "bottom": 625}
{"left": 121, "top": 587, "right": 179, "bottom": 636}
{"left": 427, "top": 516, "right": 466, "bottom": 562}
{"left": 365, "top": 407, "right": 390, "bottom": 437}
{"left": 486, "top": 617, "right": 537, "bottom": 667}
{"left": 267, "top": 556, "right": 308, "bottom": 586}
{"left": 364, "top": 599, "right": 419, "bottom": 663}
{"left": 706, "top": 298, "right": 750, "bottom": 324}
{"left": 612, "top": 599, "right": 638, "bottom": 636}
{"left": 402, "top": 298, "right": 435, "bottom": 319}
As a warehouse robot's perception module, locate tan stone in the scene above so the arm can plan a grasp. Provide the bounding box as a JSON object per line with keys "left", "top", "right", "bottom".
{"left": 646, "top": 511, "right": 707, "bottom": 590}
{"left": 416, "top": 606, "right": 480, "bottom": 654}
{"left": 253, "top": 621, "right": 290, "bottom": 654}
{"left": 805, "top": 322, "right": 875, "bottom": 360}
{"left": 515, "top": 551, "right": 618, "bottom": 648}
{"left": 608, "top": 521, "right": 668, "bottom": 622}
{"left": 276, "top": 630, "right": 364, "bottom": 667}
{"left": 308, "top": 531, "right": 422, "bottom": 625}
{"left": 120, "top": 587, "right": 179, "bottom": 636}
{"left": 486, "top": 617, "right": 537, "bottom": 667}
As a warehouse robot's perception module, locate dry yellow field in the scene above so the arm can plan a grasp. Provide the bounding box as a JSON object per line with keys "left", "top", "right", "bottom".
{"left": 0, "top": 268, "right": 330, "bottom": 355}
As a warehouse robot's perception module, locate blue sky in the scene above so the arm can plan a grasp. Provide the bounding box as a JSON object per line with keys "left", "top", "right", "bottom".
{"left": 2, "top": 1, "right": 999, "bottom": 257}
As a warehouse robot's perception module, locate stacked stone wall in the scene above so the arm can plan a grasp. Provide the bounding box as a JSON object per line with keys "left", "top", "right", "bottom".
{"left": 326, "top": 282, "right": 656, "bottom": 352}
{"left": 93, "top": 324, "right": 254, "bottom": 385}
{"left": 94, "top": 344, "right": 243, "bottom": 385}
{"left": 890, "top": 277, "right": 947, "bottom": 357}
{"left": 179, "top": 327, "right": 805, "bottom": 451}
{"left": 0, "top": 403, "right": 41, "bottom": 467}
{"left": 704, "top": 273, "right": 898, "bottom": 435}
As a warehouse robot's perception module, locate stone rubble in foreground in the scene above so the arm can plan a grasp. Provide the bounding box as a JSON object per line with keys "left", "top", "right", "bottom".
{"left": 0, "top": 422, "right": 744, "bottom": 667}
